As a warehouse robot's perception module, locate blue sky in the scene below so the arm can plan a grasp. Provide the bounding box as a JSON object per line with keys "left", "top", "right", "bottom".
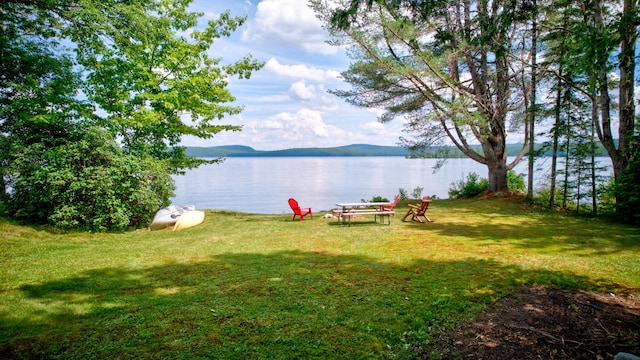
{"left": 180, "top": 0, "right": 406, "bottom": 150}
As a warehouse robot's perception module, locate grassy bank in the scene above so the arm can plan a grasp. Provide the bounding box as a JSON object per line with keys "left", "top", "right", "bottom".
{"left": 1, "top": 198, "right": 638, "bottom": 359}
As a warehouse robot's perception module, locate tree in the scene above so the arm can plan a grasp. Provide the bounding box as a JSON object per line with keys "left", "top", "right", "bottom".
{"left": 2, "top": 0, "right": 262, "bottom": 174}
{"left": 0, "top": 14, "right": 91, "bottom": 198}
{"left": 312, "top": 0, "right": 531, "bottom": 192}
{"left": 583, "top": 0, "right": 638, "bottom": 206}
{"left": 1, "top": 0, "right": 262, "bottom": 229}
{"left": 68, "top": 1, "right": 263, "bottom": 173}
{"left": 539, "top": 0, "right": 638, "bottom": 216}
{"left": 615, "top": 131, "right": 640, "bottom": 224}
{"left": 539, "top": 0, "right": 576, "bottom": 207}
{"left": 526, "top": 0, "right": 539, "bottom": 200}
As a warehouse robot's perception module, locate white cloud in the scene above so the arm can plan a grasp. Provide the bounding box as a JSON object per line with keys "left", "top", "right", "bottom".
{"left": 242, "top": 0, "right": 336, "bottom": 55}
{"left": 214, "top": 108, "right": 352, "bottom": 149}
{"left": 181, "top": 109, "right": 404, "bottom": 150}
{"left": 261, "top": 109, "right": 344, "bottom": 138}
{"left": 259, "top": 118, "right": 285, "bottom": 129}
{"left": 289, "top": 81, "right": 316, "bottom": 101}
{"left": 264, "top": 58, "right": 340, "bottom": 82}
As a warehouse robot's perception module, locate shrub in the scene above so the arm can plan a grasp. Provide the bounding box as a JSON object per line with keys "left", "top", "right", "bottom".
{"left": 448, "top": 172, "right": 488, "bottom": 198}
{"left": 362, "top": 196, "right": 389, "bottom": 202}
{"left": 6, "top": 127, "right": 175, "bottom": 231}
{"left": 410, "top": 186, "right": 424, "bottom": 199}
{"left": 507, "top": 170, "right": 525, "bottom": 192}
{"left": 398, "top": 188, "right": 408, "bottom": 200}
{"left": 399, "top": 186, "right": 424, "bottom": 200}
{"left": 615, "top": 155, "right": 640, "bottom": 224}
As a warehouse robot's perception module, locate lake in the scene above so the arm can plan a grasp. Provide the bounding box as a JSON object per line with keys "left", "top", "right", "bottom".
{"left": 171, "top": 156, "right": 556, "bottom": 214}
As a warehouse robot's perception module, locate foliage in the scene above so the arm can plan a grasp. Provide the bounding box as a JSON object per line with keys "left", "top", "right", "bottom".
{"left": 2, "top": 0, "right": 263, "bottom": 172}
{"left": 448, "top": 173, "right": 489, "bottom": 199}
{"left": 507, "top": 170, "right": 526, "bottom": 192}
{"left": 614, "top": 137, "right": 640, "bottom": 225}
{"left": 0, "top": 26, "right": 91, "bottom": 199}
{"left": 362, "top": 195, "right": 389, "bottom": 202}
{"left": 398, "top": 186, "right": 425, "bottom": 200}
{"left": 539, "top": 0, "right": 638, "bottom": 211}
{"left": 533, "top": 187, "right": 562, "bottom": 208}
{"left": 448, "top": 171, "right": 522, "bottom": 199}
{"left": 398, "top": 188, "right": 408, "bottom": 200}
{"left": 311, "top": 0, "right": 637, "bottom": 208}
{"left": 595, "top": 178, "right": 617, "bottom": 216}
{"left": 410, "top": 186, "right": 424, "bottom": 200}
{"left": 6, "top": 127, "right": 174, "bottom": 231}
{"left": 64, "top": 1, "right": 264, "bottom": 173}
{"left": 1, "top": 199, "right": 638, "bottom": 358}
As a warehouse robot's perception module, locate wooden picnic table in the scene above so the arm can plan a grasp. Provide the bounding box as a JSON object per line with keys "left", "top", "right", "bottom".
{"left": 335, "top": 202, "right": 395, "bottom": 226}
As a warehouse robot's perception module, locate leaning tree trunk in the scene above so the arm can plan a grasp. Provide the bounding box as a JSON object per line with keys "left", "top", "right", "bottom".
{"left": 592, "top": 0, "right": 636, "bottom": 203}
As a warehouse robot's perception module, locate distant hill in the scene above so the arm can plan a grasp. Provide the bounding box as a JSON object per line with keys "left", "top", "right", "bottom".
{"left": 185, "top": 144, "right": 411, "bottom": 157}
{"left": 185, "top": 143, "right": 608, "bottom": 158}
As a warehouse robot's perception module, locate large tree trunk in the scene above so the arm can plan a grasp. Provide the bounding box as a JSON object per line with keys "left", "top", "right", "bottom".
{"left": 593, "top": 0, "right": 636, "bottom": 195}
{"left": 615, "top": 0, "right": 637, "bottom": 183}
{"left": 487, "top": 156, "right": 509, "bottom": 192}
{"left": 481, "top": 128, "right": 509, "bottom": 192}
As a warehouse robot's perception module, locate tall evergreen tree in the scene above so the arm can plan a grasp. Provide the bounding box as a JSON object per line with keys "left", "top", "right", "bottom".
{"left": 527, "top": 0, "right": 539, "bottom": 200}
{"left": 537, "top": 0, "right": 637, "bottom": 218}
{"left": 587, "top": 0, "right": 638, "bottom": 207}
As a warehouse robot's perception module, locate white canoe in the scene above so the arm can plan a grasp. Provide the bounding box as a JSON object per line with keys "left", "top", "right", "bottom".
{"left": 149, "top": 206, "right": 180, "bottom": 230}
{"left": 173, "top": 210, "right": 205, "bottom": 231}
{"left": 149, "top": 205, "right": 196, "bottom": 231}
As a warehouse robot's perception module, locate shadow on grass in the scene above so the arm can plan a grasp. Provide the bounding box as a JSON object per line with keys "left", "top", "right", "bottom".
{"left": 1, "top": 251, "right": 600, "bottom": 359}
{"left": 402, "top": 202, "right": 640, "bottom": 255}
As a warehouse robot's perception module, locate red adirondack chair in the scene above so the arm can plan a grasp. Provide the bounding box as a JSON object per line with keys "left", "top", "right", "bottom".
{"left": 288, "top": 198, "right": 312, "bottom": 221}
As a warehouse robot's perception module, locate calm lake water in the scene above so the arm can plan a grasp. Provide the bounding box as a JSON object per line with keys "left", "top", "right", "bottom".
{"left": 171, "top": 156, "right": 560, "bottom": 214}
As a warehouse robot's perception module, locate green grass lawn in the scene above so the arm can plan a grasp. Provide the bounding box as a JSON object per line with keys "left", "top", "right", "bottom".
{"left": 1, "top": 198, "right": 638, "bottom": 359}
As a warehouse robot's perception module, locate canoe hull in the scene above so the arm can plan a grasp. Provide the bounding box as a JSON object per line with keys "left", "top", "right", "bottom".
{"left": 149, "top": 206, "right": 179, "bottom": 231}
{"left": 173, "top": 210, "right": 205, "bottom": 231}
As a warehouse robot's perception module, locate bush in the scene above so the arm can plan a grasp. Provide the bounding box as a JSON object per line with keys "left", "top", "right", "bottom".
{"left": 410, "top": 186, "right": 424, "bottom": 199}
{"left": 362, "top": 196, "right": 389, "bottom": 202}
{"left": 448, "top": 170, "right": 524, "bottom": 199}
{"left": 398, "top": 188, "right": 408, "bottom": 200}
{"left": 448, "top": 172, "right": 488, "bottom": 198}
{"left": 507, "top": 170, "right": 525, "bottom": 192}
{"left": 6, "top": 127, "right": 175, "bottom": 231}
{"left": 399, "top": 186, "right": 424, "bottom": 200}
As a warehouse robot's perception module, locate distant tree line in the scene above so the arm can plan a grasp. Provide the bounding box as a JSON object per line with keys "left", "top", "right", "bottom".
{"left": 185, "top": 142, "right": 613, "bottom": 158}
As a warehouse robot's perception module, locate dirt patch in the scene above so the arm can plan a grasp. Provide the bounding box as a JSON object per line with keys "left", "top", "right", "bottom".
{"left": 424, "top": 287, "right": 640, "bottom": 359}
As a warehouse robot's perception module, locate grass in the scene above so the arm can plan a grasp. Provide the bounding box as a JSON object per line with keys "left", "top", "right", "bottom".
{"left": 1, "top": 198, "right": 639, "bottom": 359}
